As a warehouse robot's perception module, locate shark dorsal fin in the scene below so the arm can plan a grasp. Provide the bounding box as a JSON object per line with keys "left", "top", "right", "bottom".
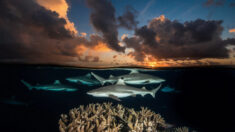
{"left": 54, "top": 80, "right": 60, "bottom": 84}
{"left": 116, "top": 79, "right": 125, "bottom": 85}
{"left": 109, "top": 74, "right": 114, "bottom": 78}
{"left": 129, "top": 69, "right": 139, "bottom": 74}
{"left": 142, "top": 87, "right": 146, "bottom": 90}
{"left": 85, "top": 73, "right": 91, "bottom": 78}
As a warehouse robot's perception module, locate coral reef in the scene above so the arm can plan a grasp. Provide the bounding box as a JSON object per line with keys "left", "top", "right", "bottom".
{"left": 58, "top": 102, "right": 189, "bottom": 132}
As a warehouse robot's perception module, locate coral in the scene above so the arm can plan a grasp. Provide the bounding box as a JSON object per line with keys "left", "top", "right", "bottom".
{"left": 58, "top": 102, "right": 167, "bottom": 132}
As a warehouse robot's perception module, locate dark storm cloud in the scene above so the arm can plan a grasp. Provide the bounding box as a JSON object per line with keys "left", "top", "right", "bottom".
{"left": 123, "top": 17, "right": 235, "bottom": 61}
{"left": 0, "top": 0, "right": 73, "bottom": 39}
{"left": 149, "top": 19, "right": 224, "bottom": 45}
{"left": 135, "top": 26, "right": 157, "bottom": 46}
{"left": 86, "top": 0, "right": 139, "bottom": 52}
{"left": 86, "top": 0, "right": 125, "bottom": 52}
{"left": 117, "top": 6, "right": 139, "bottom": 30}
{"left": 204, "top": 0, "right": 226, "bottom": 6}
{"left": 222, "top": 38, "right": 235, "bottom": 45}
{"left": 0, "top": 0, "right": 106, "bottom": 63}
{"left": 0, "top": 0, "right": 75, "bottom": 61}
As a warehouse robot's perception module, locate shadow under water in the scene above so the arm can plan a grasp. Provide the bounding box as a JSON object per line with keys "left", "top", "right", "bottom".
{"left": 0, "top": 64, "right": 234, "bottom": 132}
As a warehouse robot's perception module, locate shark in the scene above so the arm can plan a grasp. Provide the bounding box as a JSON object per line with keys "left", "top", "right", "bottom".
{"left": 66, "top": 73, "right": 100, "bottom": 86}
{"left": 21, "top": 80, "right": 78, "bottom": 92}
{"left": 87, "top": 79, "right": 162, "bottom": 101}
{"left": 91, "top": 69, "right": 165, "bottom": 85}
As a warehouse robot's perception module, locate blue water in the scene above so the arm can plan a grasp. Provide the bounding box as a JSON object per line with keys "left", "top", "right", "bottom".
{"left": 0, "top": 64, "right": 234, "bottom": 132}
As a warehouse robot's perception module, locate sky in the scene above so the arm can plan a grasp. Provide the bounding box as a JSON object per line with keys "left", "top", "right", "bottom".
{"left": 0, "top": 0, "right": 235, "bottom": 67}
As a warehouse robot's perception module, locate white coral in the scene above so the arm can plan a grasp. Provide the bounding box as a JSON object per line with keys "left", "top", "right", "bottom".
{"left": 58, "top": 102, "right": 168, "bottom": 132}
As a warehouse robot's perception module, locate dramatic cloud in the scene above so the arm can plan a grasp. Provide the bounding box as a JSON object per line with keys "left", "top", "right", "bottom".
{"left": 0, "top": 0, "right": 234, "bottom": 67}
{"left": 117, "top": 6, "right": 138, "bottom": 30}
{"left": 204, "top": 0, "right": 226, "bottom": 6}
{"left": 0, "top": 0, "right": 73, "bottom": 59}
{"left": 86, "top": 0, "right": 125, "bottom": 52}
{"left": 123, "top": 15, "right": 235, "bottom": 61}
{"left": 36, "top": 0, "right": 78, "bottom": 34}
{"left": 86, "top": 0, "right": 138, "bottom": 52}
{"left": 0, "top": 0, "right": 106, "bottom": 64}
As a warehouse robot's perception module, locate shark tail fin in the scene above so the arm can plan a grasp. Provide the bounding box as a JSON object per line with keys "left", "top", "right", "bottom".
{"left": 91, "top": 72, "right": 106, "bottom": 85}
{"left": 21, "top": 80, "right": 33, "bottom": 90}
{"left": 150, "top": 84, "right": 162, "bottom": 98}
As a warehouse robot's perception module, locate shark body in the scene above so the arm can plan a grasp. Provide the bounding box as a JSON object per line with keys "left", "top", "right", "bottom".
{"left": 87, "top": 79, "right": 162, "bottom": 101}
{"left": 91, "top": 69, "right": 165, "bottom": 85}
{"left": 66, "top": 73, "right": 100, "bottom": 86}
{"left": 21, "top": 80, "right": 78, "bottom": 92}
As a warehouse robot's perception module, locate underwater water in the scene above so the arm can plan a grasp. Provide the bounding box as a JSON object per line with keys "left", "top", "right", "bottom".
{"left": 0, "top": 64, "right": 234, "bottom": 132}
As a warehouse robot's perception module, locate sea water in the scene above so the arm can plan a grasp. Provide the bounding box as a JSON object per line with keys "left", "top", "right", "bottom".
{"left": 0, "top": 64, "right": 234, "bottom": 132}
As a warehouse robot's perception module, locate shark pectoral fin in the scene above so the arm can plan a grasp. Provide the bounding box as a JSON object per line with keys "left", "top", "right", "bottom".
{"left": 131, "top": 94, "right": 136, "bottom": 97}
{"left": 109, "top": 94, "right": 121, "bottom": 101}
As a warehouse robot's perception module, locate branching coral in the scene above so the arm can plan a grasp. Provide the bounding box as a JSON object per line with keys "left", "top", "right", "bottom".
{"left": 58, "top": 102, "right": 167, "bottom": 132}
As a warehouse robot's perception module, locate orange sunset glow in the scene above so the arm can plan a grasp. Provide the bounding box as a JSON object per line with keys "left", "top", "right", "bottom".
{"left": 93, "top": 42, "right": 112, "bottom": 52}
{"left": 36, "top": 0, "right": 78, "bottom": 34}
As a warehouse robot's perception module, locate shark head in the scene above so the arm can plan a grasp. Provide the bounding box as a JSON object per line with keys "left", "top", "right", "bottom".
{"left": 87, "top": 89, "right": 108, "bottom": 97}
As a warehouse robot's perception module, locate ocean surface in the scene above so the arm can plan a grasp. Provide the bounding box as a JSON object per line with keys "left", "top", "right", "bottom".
{"left": 0, "top": 64, "right": 234, "bottom": 132}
